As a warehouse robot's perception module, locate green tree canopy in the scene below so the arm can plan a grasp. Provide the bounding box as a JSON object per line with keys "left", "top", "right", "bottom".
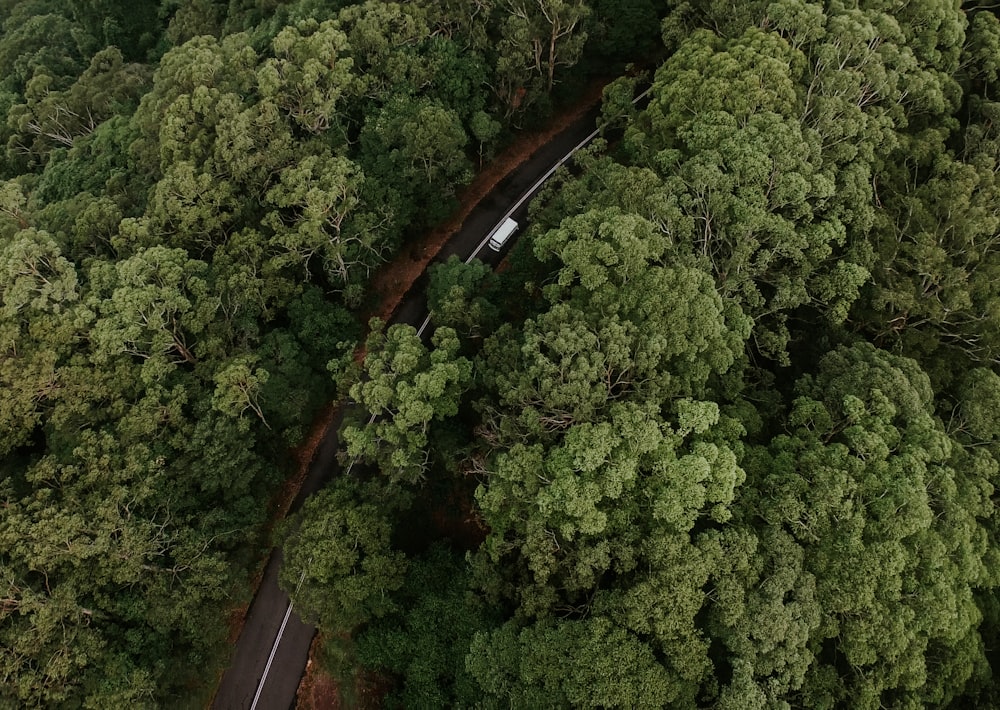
{"left": 343, "top": 321, "right": 473, "bottom": 485}
{"left": 281, "top": 478, "right": 407, "bottom": 632}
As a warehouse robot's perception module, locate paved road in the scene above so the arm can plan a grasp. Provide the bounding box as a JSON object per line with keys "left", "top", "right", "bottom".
{"left": 211, "top": 101, "right": 604, "bottom": 710}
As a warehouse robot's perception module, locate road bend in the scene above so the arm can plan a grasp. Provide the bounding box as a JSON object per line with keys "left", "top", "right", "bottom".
{"left": 212, "top": 99, "right": 609, "bottom": 710}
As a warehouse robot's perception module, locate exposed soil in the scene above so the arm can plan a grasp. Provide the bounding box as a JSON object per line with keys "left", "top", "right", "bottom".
{"left": 354, "top": 671, "right": 396, "bottom": 709}
{"left": 295, "top": 635, "right": 394, "bottom": 710}
{"left": 294, "top": 636, "right": 341, "bottom": 710}
{"left": 279, "top": 76, "right": 610, "bottom": 527}
{"left": 271, "top": 399, "right": 341, "bottom": 523}
{"left": 224, "top": 601, "right": 251, "bottom": 645}
{"left": 208, "top": 68, "right": 612, "bottom": 709}
{"left": 394, "top": 470, "right": 489, "bottom": 557}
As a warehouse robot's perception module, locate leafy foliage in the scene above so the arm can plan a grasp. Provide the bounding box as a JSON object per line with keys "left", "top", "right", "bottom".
{"left": 8, "top": 0, "right": 1000, "bottom": 706}
{"left": 280, "top": 478, "right": 407, "bottom": 631}
{"left": 282, "top": 1, "right": 1000, "bottom": 708}
{"left": 0, "top": 0, "right": 602, "bottom": 704}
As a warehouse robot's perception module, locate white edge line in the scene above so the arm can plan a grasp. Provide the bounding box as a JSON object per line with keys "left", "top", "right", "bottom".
{"left": 343, "top": 412, "right": 378, "bottom": 476}
{"left": 416, "top": 313, "right": 433, "bottom": 339}
{"left": 416, "top": 123, "right": 594, "bottom": 341}
{"left": 464, "top": 125, "right": 601, "bottom": 265}
{"left": 250, "top": 600, "right": 295, "bottom": 710}
{"left": 418, "top": 126, "right": 599, "bottom": 338}
{"left": 252, "top": 413, "right": 375, "bottom": 701}
{"left": 251, "top": 567, "right": 307, "bottom": 710}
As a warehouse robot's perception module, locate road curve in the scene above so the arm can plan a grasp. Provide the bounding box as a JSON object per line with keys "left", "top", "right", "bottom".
{"left": 211, "top": 100, "right": 605, "bottom": 710}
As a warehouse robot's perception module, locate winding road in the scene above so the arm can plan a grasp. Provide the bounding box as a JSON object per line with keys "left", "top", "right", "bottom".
{"left": 212, "top": 99, "right": 611, "bottom": 710}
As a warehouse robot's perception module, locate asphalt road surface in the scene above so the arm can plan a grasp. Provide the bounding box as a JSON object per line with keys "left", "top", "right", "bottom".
{"left": 211, "top": 101, "right": 604, "bottom": 710}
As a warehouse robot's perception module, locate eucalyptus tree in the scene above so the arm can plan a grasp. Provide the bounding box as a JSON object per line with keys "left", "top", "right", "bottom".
{"left": 342, "top": 322, "right": 473, "bottom": 486}
{"left": 726, "top": 343, "right": 993, "bottom": 707}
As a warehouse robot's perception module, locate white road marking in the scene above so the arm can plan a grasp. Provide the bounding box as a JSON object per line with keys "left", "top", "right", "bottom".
{"left": 250, "top": 568, "right": 307, "bottom": 710}
{"left": 419, "top": 87, "right": 653, "bottom": 338}
{"left": 343, "top": 412, "right": 377, "bottom": 475}
{"left": 250, "top": 602, "right": 294, "bottom": 710}
{"left": 464, "top": 125, "right": 602, "bottom": 266}
{"left": 251, "top": 408, "right": 374, "bottom": 706}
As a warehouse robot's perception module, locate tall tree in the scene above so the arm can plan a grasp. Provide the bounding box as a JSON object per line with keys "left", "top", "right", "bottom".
{"left": 492, "top": 0, "right": 588, "bottom": 118}
{"left": 281, "top": 477, "right": 407, "bottom": 632}
{"left": 729, "top": 343, "right": 992, "bottom": 707}
{"left": 343, "top": 322, "right": 473, "bottom": 485}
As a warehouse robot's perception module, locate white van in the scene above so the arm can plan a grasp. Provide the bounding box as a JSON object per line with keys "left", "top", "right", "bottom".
{"left": 488, "top": 218, "right": 519, "bottom": 252}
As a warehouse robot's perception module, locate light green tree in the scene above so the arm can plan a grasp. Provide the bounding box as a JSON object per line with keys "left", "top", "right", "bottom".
{"left": 343, "top": 322, "right": 473, "bottom": 485}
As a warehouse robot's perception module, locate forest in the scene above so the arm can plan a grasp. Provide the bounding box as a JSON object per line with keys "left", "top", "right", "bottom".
{"left": 2, "top": 0, "right": 1000, "bottom": 708}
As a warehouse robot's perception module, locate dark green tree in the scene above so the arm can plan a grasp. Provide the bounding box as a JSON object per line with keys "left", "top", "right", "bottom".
{"left": 281, "top": 478, "right": 407, "bottom": 632}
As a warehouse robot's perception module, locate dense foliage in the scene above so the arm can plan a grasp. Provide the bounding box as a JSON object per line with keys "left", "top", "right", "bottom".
{"left": 279, "top": 1, "right": 1000, "bottom": 708}
{"left": 0, "top": 0, "right": 641, "bottom": 704}
{"left": 7, "top": 0, "right": 1000, "bottom": 706}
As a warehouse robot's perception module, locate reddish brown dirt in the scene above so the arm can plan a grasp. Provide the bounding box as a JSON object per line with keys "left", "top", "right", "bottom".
{"left": 297, "top": 669, "right": 340, "bottom": 710}
{"left": 295, "top": 636, "right": 341, "bottom": 710}
{"left": 295, "top": 77, "right": 611, "bottom": 492}
{"left": 224, "top": 601, "right": 251, "bottom": 645}
{"left": 428, "top": 492, "right": 489, "bottom": 552}
{"left": 209, "top": 401, "right": 342, "bottom": 706}
{"left": 354, "top": 671, "right": 395, "bottom": 709}
{"left": 270, "top": 75, "right": 607, "bottom": 554}
{"left": 295, "top": 636, "right": 394, "bottom": 710}
{"left": 271, "top": 400, "right": 341, "bottom": 522}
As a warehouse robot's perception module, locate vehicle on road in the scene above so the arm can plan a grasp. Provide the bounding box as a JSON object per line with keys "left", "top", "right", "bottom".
{"left": 488, "top": 217, "right": 519, "bottom": 251}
